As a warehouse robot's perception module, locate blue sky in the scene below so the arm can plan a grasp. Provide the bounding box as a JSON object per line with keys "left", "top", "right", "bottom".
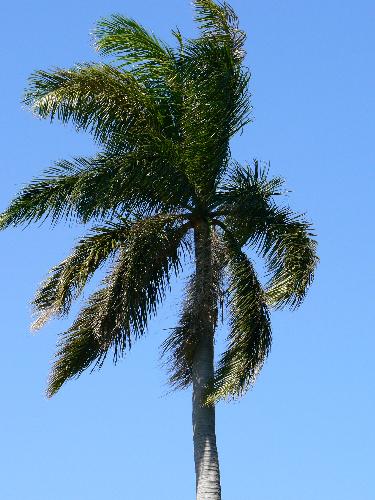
{"left": 1, "top": 1, "right": 374, "bottom": 499}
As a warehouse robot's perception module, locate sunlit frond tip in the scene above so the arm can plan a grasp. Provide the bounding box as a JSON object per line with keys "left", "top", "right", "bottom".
{"left": 194, "top": 0, "right": 246, "bottom": 59}
{"left": 94, "top": 14, "right": 174, "bottom": 67}
{"left": 31, "top": 220, "right": 131, "bottom": 331}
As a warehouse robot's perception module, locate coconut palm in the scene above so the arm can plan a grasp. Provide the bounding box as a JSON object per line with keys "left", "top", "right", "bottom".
{"left": 0, "top": 1, "right": 318, "bottom": 499}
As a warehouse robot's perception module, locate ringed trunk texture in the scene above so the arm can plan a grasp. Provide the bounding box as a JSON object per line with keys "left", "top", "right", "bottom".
{"left": 192, "top": 222, "right": 221, "bottom": 500}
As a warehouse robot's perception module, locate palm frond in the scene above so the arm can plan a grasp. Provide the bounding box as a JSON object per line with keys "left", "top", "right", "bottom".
{"left": 261, "top": 217, "right": 318, "bottom": 309}
{"left": 94, "top": 16, "right": 187, "bottom": 149}
{"left": 23, "top": 64, "right": 167, "bottom": 146}
{"left": 46, "top": 312, "right": 106, "bottom": 398}
{"left": 162, "top": 228, "right": 226, "bottom": 389}
{"left": 94, "top": 15, "right": 175, "bottom": 68}
{"left": 47, "top": 216, "right": 191, "bottom": 396}
{"left": 179, "top": 38, "right": 251, "bottom": 197}
{"left": 161, "top": 273, "right": 201, "bottom": 390}
{"left": 219, "top": 162, "right": 318, "bottom": 309}
{"left": 222, "top": 161, "right": 286, "bottom": 204}
{"left": 194, "top": 0, "right": 246, "bottom": 61}
{"left": 0, "top": 149, "right": 195, "bottom": 229}
{"left": 32, "top": 219, "right": 132, "bottom": 330}
{"left": 205, "top": 237, "right": 271, "bottom": 404}
{"left": 0, "top": 155, "right": 115, "bottom": 228}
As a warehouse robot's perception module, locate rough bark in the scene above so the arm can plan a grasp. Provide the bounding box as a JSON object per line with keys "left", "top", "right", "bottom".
{"left": 192, "top": 221, "right": 222, "bottom": 500}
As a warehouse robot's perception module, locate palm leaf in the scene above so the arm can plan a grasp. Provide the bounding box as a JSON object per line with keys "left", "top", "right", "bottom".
{"left": 24, "top": 64, "right": 169, "bottom": 146}
{"left": 205, "top": 236, "right": 272, "bottom": 404}
{"left": 178, "top": 11, "right": 250, "bottom": 197}
{"left": 32, "top": 219, "right": 133, "bottom": 329}
{"left": 162, "top": 229, "right": 226, "bottom": 389}
{"left": 262, "top": 218, "right": 318, "bottom": 309}
{"left": 0, "top": 148, "right": 195, "bottom": 229}
{"left": 0, "top": 155, "right": 120, "bottom": 227}
{"left": 47, "top": 215, "right": 190, "bottom": 396}
{"left": 194, "top": 0, "right": 246, "bottom": 61}
{"left": 94, "top": 15, "right": 175, "bottom": 68}
{"left": 94, "top": 16, "right": 183, "bottom": 131}
{"left": 220, "top": 162, "right": 318, "bottom": 309}
{"left": 161, "top": 273, "right": 201, "bottom": 390}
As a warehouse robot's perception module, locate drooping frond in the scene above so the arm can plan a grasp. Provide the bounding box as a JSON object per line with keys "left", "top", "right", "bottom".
{"left": 32, "top": 219, "right": 133, "bottom": 329}
{"left": 0, "top": 147, "right": 195, "bottom": 229}
{"left": 47, "top": 216, "right": 190, "bottom": 396}
{"left": 161, "top": 274, "right": 201, "bottom": 390}
{"left": 205, "top": 236, "right": 272, "bottom": 404}
{"left": 162, "top": 228, "right": 226, "bottom": 389}
{"left": 24, "top": 64, "right": 171, "bottom": 146}
{"left": 261, "top": 218, "right": 318, "bottom": 309}
{"left": 220, "top": 162, "right": 318, "bottom": 309}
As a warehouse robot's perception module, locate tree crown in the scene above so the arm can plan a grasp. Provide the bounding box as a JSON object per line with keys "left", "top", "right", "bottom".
{"left": 0, "top": 0, "right": 318, "bottom": 401}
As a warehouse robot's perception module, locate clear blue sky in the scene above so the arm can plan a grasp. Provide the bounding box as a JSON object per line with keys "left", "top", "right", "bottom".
{"left": 1, "top": 1, "right": 374, "bottom": 499}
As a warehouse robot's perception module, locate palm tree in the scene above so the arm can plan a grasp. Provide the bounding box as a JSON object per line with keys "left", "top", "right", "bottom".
{"left": 0, "top": 1, "right": 318, "bottom": 498}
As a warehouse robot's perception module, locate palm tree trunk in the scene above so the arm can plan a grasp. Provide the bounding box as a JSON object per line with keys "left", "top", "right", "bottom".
{"left": 192, "top": 221, "right": 221, "bottom": 500}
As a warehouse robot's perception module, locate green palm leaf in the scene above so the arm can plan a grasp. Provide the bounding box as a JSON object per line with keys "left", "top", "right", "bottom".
{"left": 47, "top": 215, "right": 190, "bottom": 397}
{"left": 162, "top": 229, "right": 226, "bottom": 389}
{"left": 0, "top": 148, "right": 195, "bottom": 228}
{"left": 32, "top": 219, "right": 133, "bottom": 329}
{"left": 94, "top": 15, "right": 175, "bottom": 68}
{"left": 206, "top": 236, "right": 272, "bottom": 404}
{"left": 178, "top": 2, "right": 250, "bottom": 197}
{"left": 24, "top": 64, "right": 169, "bottom": 146}
{"left": 94, "top": 16, "right": 182, "bottom": 128}
{"left": 220, "top": 162, "right": 318, "bottom": 309}
{"left": 161, "top": 273, "right": 201, "bottom": 390}
{"left": 179, "top": 40, "right": 251, "bottom": 196}
{"left": 262, "top": 216, "right": 318, "bottom": 309}
{"left": 194, "top": 0, "right": 246, "bottom": 60}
